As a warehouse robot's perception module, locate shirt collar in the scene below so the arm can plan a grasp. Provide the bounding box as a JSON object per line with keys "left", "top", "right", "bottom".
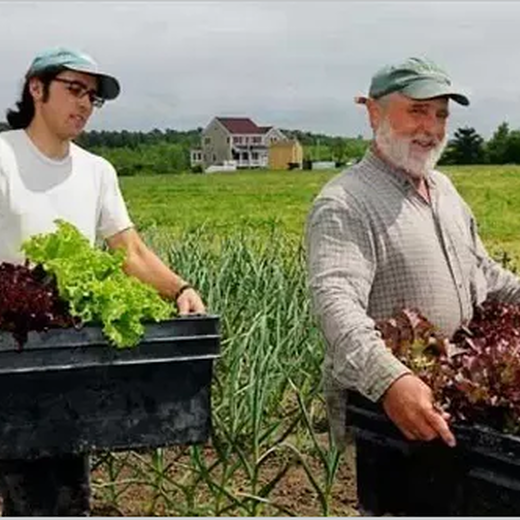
{"left": 362, "top": 145, "right": 436, "bottom": 192}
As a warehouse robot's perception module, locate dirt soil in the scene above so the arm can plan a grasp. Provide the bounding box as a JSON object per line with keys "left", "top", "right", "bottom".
{"left": 90, "top": 438, "right": 360, "bottom": 517}
{"left": 0, "top": 438, "right": 359, "bottom": 516}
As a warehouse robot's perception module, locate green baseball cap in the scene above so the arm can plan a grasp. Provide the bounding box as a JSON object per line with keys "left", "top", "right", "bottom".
{"left": 26, "top": 47, "right": 120, "bottom": 101}
{"left": 355, "top": 57, "right": 469, "bottom": 106}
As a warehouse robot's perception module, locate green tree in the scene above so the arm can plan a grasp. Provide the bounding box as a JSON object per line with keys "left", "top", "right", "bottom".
{"left": 344, "top": 137, "right": 369, "bottom": 161}
{"left": 331, "top": 137, "right": 346, "bottom": 163}
{"left": 486, "top": 122, "right": 510, "bottom": 164}
{"left": 503, "top": 129, "right": 520, "bottom": 163}
{"left": 444, "top": 126, "right": 485, "bottom": 165}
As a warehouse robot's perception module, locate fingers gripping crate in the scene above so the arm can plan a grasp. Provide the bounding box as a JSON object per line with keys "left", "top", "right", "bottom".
{"left": 346, "top": 391, "right": 520, "bottom": 516}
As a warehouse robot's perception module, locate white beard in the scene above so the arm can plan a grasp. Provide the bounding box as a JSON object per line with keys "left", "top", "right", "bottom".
{"left": 374, "top": 117, "right": 448, "bottom": 179}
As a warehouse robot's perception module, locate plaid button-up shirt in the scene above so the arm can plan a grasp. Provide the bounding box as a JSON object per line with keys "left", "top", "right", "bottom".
{"left": 306, "top": 149, "right": 520, "bottom": 448}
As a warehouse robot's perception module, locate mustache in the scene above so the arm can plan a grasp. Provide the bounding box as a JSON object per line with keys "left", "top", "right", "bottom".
{"left": 374, "top": 120, "right": 449, "bottom": 178}
{"left": 377, "top": 126, "right": 448, "bottom": 154}
{"left": 410, "top": 133, "right": 445, "bottom": 149}
{"left": 413, "top": 136, "right": 439, "bottom": 147}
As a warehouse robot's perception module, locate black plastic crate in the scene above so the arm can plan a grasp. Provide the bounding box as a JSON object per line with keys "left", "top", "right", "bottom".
{"left": 346, "top": 391, "right": 520, "bottom": 516}
{"left": 0, "top": 316, "right": 220, "bottom": 459}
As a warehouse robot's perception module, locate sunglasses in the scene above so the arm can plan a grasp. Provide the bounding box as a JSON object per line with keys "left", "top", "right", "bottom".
{"left": 53, "top": 78, "right": 105, "bottom": 108}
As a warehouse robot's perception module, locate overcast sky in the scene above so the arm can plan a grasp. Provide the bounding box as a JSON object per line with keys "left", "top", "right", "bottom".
{"left": 1, "top": 1, "right": 519, "bottom": 138}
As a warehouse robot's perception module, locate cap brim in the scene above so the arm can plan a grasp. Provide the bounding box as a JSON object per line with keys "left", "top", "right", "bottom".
{"left": 96, "top": 74, "right": 120, "bottom": 101}
{"left": 401, "top": 78, "right": 470, "bottom": 106}
{"left": 64, "top": 65, "right": 120, "bottom": 100}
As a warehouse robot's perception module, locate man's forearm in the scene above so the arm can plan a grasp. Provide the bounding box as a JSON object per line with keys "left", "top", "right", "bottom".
{"left": 317, "top": 288, "right": 411, "bottom": 401}
{"left": 123, "top": 246, "right": 187, "bottom": 301}
{"left": 107, "top": 228, "right": 188, "bottom": 301}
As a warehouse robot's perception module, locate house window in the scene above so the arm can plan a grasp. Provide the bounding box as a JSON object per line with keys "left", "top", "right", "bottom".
{"left": 244, "top": 137, "right": 249, "bottom": 144}
{"left": 233, "top": 136, "right": 243, "bottom": 144}
{"left": 227, "top": 137, "right": 230, "bottom": 143}
{"left": 205, "top": 137, "right": 211, "bottom": 144}
{"left": 252, "top": 136, "right": 261, "bottom": 144}
{"left": 252, "top": 152, "right": 259, "bottom": 160}
{"left": 213, "top": 154, "right": 217, "bottom": 162}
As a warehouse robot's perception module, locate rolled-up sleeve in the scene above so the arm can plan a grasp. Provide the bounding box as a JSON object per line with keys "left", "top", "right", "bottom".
{"left": 306, "top": 195, "right": 410, "bottom": 402}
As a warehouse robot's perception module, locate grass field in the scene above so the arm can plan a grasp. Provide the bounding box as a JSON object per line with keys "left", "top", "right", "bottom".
{"left": 121, "top": 165, "right": 520, "bottom": 258}
{"left": 121, "top": 170, "right": 336, "bottom": 240}
{"left": 444, "top": 165, "right": 520, "bottom": 258}
{"left": 89, "top": 165, "right": 520, "bottom": 516}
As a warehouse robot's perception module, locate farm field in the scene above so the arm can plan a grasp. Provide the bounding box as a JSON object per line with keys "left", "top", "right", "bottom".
{"left": 121, "top": 166, "right": 520, "bottom": 259}
{"left": 90, "top": 165, "right": 520, "bottom": 516}
{"left": 120, "top": 169, "right": 335, "bottom": 241}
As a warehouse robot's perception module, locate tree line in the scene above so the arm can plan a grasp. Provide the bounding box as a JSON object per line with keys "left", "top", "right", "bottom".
{"left": 1, "top": 121, "right": 520, "bottom": 174}
{"left": 441, "top": 123, "right": 520, "bottom": 165}
{"left": 0, "top": 122, "right": 372, "bottom": 175}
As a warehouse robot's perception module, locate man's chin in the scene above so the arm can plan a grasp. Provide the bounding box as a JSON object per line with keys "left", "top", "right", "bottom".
{"left": 398, "top": 158, "right": 432, "bottom": 179}
{"left": 407, "top": 154, "right": 440, "bottom": 175}
{"left": 65, "top": 129, "right": 84, "bottom": 141}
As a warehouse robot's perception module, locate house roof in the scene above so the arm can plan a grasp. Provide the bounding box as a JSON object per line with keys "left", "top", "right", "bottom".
{"left": 258, "top": 126, "right": 273, "bottom": 134}
{"left": 216, "top": 117, "right": 263, "bottom": 135}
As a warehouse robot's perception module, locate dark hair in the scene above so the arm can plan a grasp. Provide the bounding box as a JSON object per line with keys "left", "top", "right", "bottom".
{"left": 6, "top": 66, "right": 66, "bottom": 129}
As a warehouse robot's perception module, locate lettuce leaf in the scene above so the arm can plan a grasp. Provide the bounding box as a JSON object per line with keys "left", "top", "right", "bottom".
{"left": 21, "top": 220, "right": 174, "bottom": 348}
{"left": 377, "top": 302, "right": 520, "bottom": 433}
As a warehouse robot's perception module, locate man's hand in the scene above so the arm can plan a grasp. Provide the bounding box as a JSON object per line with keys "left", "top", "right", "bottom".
{"left": 382, "top": 374, "right": 456, "bottom": 447}
{"left": 177, "top": 288, "right": 206, "bottom": 315}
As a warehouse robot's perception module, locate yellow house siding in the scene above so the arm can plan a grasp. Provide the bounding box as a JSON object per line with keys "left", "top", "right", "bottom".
{"left": 268, "top": 140, "right": 303, "bottom": 170}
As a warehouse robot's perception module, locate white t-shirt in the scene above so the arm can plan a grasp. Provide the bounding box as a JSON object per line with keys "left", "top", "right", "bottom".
{"left": 0, "top": 129, "right": 133, "bottom": 264}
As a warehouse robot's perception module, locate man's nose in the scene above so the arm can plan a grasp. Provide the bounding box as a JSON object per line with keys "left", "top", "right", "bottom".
{"left": 77, "top": 94, "right": 93, "bottom": 112}
{"left": 419, "top": 113, "right": 444, "bottom": 136}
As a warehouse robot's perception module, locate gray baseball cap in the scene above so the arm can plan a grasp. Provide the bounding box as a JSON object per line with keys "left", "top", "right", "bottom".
{"left": 355, "top": 57, "right": 469, "bottom": 106}
{"left": 26, "top": 47, "right": 120, "bottom": 101}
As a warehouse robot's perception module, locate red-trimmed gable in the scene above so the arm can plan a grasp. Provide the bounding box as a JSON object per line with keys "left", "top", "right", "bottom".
{"left": 216, "top": 117, "right": 263, "bottom": 135}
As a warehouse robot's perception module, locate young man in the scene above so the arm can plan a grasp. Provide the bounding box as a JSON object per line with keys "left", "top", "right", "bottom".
{"left": 0, "top": 47, "right": 205, "bottom": 515}
{"left": 306, "top": 57, "right": 520, "bottom": 452}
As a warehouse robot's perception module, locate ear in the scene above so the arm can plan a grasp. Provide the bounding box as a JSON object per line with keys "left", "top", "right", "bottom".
{"left": 28, "top": 77, "right": 44, "bottom": 102}
{"left": 366, "top": 98, "right": 383, "bottom": 133}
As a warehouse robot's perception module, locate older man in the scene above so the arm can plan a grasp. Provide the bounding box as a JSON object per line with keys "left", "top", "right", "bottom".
{"left": 306, "top": 57, "right": 520, "bottom": 450}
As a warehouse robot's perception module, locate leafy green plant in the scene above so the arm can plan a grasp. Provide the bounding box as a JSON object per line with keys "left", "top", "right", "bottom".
{"left": 0, "top": 261, "right": 76, "bottom": 345}
{"left": 377, "top": 302, "right": 520, "bottom": 434}
{"left": 21, "top": 220, "right": 173, "bottom": 347}
{"left": 89, "top": 228, "right": 352, "bottom": 516}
